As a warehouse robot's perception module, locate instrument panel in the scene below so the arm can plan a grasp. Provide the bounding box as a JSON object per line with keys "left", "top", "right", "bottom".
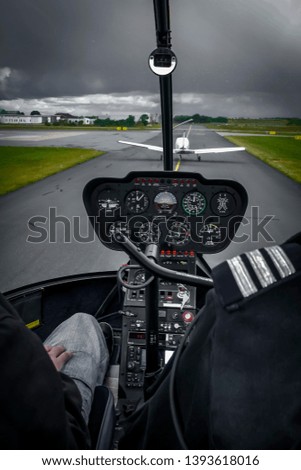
{"left": 83, "top": 171, "right": 248, "bottom": 254}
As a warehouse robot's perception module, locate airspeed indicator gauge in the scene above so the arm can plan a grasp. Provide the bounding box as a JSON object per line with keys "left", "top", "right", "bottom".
{"left": 182, "top": 191, "right": 206, "bottom": 216}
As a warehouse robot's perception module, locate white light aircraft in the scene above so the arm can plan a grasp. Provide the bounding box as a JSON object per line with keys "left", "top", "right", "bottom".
{"left": 118, "top": 119, "right": 245, "bottom": 161}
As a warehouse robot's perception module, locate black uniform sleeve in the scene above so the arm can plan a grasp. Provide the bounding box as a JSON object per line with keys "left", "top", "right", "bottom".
{"left": 119, "top": 240, "right": 301, "bottom": 449}
{"left": 0, "top": 294, "right": 89, "bottom": 449}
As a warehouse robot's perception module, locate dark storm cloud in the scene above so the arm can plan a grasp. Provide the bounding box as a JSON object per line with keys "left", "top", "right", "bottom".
{"left": 0, "top": 0, "right": 155, "bottom": 99}
{"left": 173, "top": 0, "right": 301, "bottom": 95}
{"left": 0, "top": 0, "right": 300, "bottom": 117}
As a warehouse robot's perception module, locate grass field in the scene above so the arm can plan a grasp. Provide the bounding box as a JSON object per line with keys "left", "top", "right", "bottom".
{"left": 0, "top": 146, "right": 104, "bottom": 195}
{"left": 206, "top": 118, "right": 301, "bottom": 135}
{"left": 225, "top": 136, "right": 301, "bottom": 183}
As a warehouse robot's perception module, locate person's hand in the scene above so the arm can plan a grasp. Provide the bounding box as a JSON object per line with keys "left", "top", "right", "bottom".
{"left": 44, "top": 344, "right": 73, "bottom": 371}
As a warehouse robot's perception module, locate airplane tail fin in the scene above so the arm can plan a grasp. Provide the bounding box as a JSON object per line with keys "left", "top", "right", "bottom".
{"left": 173, "top": 118, "right": 193, "bottom": 129}
{"left": 187, "top": 124, "right": 193, "bottom": 139}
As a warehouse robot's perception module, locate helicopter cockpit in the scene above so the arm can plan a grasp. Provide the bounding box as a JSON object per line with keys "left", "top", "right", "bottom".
{"left": 2, "top": 0, "right": 300, "bottom": 454}
{"left": 0, "top": 0, "right": 251, "bottom": 450}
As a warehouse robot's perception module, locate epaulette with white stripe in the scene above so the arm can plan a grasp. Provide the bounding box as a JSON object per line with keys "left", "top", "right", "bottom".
{"left": 212, "top": 243, "right": 301, "bottom": 310}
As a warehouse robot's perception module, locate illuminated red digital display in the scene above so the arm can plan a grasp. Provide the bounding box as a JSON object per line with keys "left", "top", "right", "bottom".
{"left": 129, "top": 332, "right": 146, "bottom": 340}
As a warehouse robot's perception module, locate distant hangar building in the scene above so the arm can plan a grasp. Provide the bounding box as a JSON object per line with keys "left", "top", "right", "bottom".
{"left": 0, "top": 114, "right": 50, "bottom": 125}
{"left": 0, "top": 112, "right": 96, "bottom": 125}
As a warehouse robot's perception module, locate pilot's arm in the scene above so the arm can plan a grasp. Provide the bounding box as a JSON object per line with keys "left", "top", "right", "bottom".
{"left": 120, "top": 236, "right": 301, "bottom": 449}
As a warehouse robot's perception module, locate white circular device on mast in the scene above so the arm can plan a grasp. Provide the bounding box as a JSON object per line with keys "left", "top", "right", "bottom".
{"left": 148, "top": 48, "right": 177, "bottom": 76}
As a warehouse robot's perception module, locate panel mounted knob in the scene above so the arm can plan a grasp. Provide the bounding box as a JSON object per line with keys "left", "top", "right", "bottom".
{"left": 182, "top": 311, "right": 194, "bottom": 323}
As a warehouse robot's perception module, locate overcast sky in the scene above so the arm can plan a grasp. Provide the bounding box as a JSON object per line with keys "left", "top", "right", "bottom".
{"left": 0, "top": 0, "right": 300, "bottom": 118}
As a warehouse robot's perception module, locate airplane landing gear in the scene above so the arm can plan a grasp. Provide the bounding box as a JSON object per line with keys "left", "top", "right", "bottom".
{"left": 198, "top": 156, "right": 201, "bottom": 162}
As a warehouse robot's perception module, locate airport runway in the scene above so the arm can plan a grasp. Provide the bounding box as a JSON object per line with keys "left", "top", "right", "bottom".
{"left": 0, "top": 129, "right": 160, "bottom": 151}
{"left": 0, "top": 127, "right": 300, "bottom": 292}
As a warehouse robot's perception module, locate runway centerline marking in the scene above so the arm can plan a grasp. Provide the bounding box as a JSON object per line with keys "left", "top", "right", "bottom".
{"left": 175, "top": 160, "right": 181, "bottom": 171}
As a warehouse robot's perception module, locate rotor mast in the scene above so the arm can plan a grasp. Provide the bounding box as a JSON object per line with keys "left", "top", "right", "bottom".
{"left": 150, "top": 0, "right": 177, "bottom": 171}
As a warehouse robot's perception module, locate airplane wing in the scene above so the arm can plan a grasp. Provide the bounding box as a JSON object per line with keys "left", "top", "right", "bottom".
{"left": 118, "top": 140, "right": 163, "bottom": 152}
{"left": 192, "top": 146, "right": 245, "bottom": 154}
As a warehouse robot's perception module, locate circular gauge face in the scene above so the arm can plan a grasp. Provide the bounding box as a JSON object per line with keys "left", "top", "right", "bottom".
{"left": 108, "top": 221, "right": 129, "bottom": 240}
{"left": 211, "top": 192, "right": 236, "bottom": 217}
{"left": 154, "top": 191, "right": 177, "bottom": 213}
{"left": 136, "top": 221, "right": 160, "bottom": 244}
{"left": 97, "top": 189, "right": 120, "bottom": 214}
{"left": 166, "top": 219, "right": 190, "bottom": 246}
{"left": 182, "top": 191, "right": 206, "bottom": 215}
{"left": 134, "top": 270, "right": 145, "bottom": 284}
{"left": 199, "top": 224, "right": 222, "bottom": 246}
{"left": 125, "top": 190, "right": 149, "bottom": 214}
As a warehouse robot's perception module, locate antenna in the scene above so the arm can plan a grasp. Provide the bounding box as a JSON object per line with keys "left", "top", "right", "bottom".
{"left": 149, "top": 0, "right": 177, "bottom": 171}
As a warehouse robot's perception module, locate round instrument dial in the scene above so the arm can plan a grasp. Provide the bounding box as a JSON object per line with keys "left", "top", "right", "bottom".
{"left": 182, "top": 191, "right": 206, "bottom": 216}
{"left": 125, "top": 190, "right": 149, "bottom": 214}
{"left": 108, "top": 221, "right": 129, "bottom": 240}
{"left": 97, "top": 189, "right": 120, "bottom": 214}
{"left": 154, "top": 191, "right": 177, "bottom": 213}
{"left": 136, "top": 221, "right": 160, "bottom": 244}
{"left": 199, "top": 224, "right": 222, "bottom": 246}
{"left": 211, "top": 192, "right": 236, "bottom": 216}
{"left": 166, "top": 219, "right": 190, "bottom": 246}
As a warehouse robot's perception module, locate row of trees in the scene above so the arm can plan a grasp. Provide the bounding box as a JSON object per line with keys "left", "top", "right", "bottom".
{"left": 94, "top": 115, "right": 138, "bottom": 127}
{"left": 0, "top": 109, "right": 25, "bottom": 115}
{"left": 0, "top": 109, "right": 151, "bottom": 127}
{"left": 287, "top": 118, "right": 301, "bottom": 126}
{"left": 94, "top": 114, "right": 151, "bottom": 127}
{"left": 45, "top": 115, "right": 135, "bottom": 127}
{"left": 2, "top": 109, "right": 301, "bottom": 126}
{"left": 0, "top": 109, "right": 40, "bottom": 116}
{"left": 174, "top": 114, "right": 228, "bottom": 124}
{"left": 47, "top": 114, "right": 150, "bottom": 127}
